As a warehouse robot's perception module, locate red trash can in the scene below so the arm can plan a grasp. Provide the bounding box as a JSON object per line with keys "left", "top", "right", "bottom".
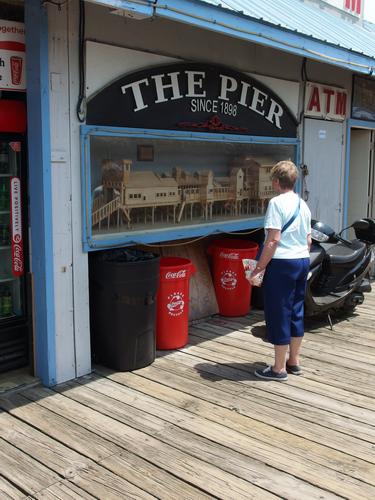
{"left": 156, "top": 257, "right": 196, "bottom": 349}
{"left": 208, "top": 239, "right": 259, "bottom": 316}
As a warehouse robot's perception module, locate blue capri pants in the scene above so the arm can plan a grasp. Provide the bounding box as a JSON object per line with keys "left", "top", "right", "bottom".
{"left": 263, "top": 258, "right": 310, "bottom": 346}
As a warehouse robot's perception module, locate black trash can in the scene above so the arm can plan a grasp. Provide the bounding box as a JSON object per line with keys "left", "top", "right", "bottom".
{"left": 89, "top": 248, "right": 160, "bottom": 371}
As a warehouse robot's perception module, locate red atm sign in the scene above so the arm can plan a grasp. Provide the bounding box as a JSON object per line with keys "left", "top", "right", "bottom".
{"left": 344, "top": 0, "right": 362, "bottom": 15}
{"left": 305, "top": 82, "right": 347, "bottom": 121}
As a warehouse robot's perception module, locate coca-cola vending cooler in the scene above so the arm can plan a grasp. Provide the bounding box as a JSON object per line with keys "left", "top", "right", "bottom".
{"left": 0, "top": 99, "right": 30, "bottom": 373}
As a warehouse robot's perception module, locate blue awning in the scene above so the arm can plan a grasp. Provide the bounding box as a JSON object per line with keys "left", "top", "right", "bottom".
{"left": 86, "top": 0, "right": 375, "bottom": 75}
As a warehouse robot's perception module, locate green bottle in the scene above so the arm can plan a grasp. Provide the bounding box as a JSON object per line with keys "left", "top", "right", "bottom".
{"left": 0, "top": 143, "right": 8, "bottom": 174}
{"left": 2, "top": 287, "right": 12, "bottom": 316}
{"left": 0, "top": 290, "right": 3, "bottom": 317}
{"left": 0, "top": 181, "right": 7, "bottom": 211}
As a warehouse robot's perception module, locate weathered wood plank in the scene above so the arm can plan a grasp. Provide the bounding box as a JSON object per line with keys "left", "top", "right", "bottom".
{"left": 0, "top": 394, "right": 120, "bottom": 462}
{"left": 157, "top": 351, "right": 375, "bottom": 443}
{"left": 181, "top": 338, "right": 375, "bottom": 421}
{"left": 0, "top": 290, "right": 372, "bottom": 499}
{"left": 0, "top": 395, "right": 210, "bottom": 500}
{"left": 52, "top": 377, "right": 369, "bottom": 499}
{"left": 97, "top": 361, "right": 375, "bottom": 463}
{"left": 0, "top": 410, "right": 155, "bottom": 500}
{"left": 20, "top": 386, "right": 277, "bottom": 500}
{"left": 218, "top": 316, "right": 375, "bottom": 356}
{"left": 189, "top": 326, "right": 375, "bottom": 399}
{"left": 94, "top": 367, "right": 375, "bottom": 485}
{"left": 194, "top": 321, "right": 375, "bottom": 374}
{"left": 0, "top": 475, "right": 26, "bottom": 500}
{"left": 33, "top": 481, "right": 96, "bottom": 500}
{"left": 0, "top": 438, "right": 60, "bottom": 495}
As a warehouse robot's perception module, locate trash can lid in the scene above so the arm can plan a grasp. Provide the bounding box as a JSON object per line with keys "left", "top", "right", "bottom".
{"left": 93, "top": 248, "right": 159, "bottom": 263}
{"left": 160, "top": 256, "right": 192, "bottom": 268}
{"left": 159, "top": 257, "right": 196, "bottom": 279}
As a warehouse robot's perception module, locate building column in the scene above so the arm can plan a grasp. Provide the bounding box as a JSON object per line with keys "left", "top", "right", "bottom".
{"left": 25, "top": 0, "right": 56, "bottom": 386}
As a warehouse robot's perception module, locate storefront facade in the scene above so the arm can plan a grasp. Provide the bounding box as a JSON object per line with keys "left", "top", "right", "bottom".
{"left": 20, "top": 0, "right": 375, "bottom": 385}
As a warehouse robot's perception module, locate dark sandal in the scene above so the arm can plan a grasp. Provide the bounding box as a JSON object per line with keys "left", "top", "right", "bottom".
{"left": 286, "top": 364, "right": 302, "bottom": 375}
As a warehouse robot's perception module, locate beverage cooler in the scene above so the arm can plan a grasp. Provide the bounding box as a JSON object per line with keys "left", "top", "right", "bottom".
{"left": 0, "top": 134, "right": 29, "bottom": 373}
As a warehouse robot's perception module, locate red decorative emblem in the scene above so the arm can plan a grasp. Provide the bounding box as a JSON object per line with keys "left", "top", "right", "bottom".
{"left": 178, "top": 115, "right": 248, "bottom": 133}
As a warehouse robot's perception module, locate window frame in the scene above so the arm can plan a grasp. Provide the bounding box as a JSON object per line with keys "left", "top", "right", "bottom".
{"left": 81, "top": 125, "right": 300, "bottom": 251}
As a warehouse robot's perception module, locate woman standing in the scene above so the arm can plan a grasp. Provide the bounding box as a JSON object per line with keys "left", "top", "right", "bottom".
{"left": 250, "top": 160, "right": 311, "bottom": 381}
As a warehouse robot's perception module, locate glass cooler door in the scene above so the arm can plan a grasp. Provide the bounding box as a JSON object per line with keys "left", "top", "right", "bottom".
{"left": 0, "top": 138, "right": 25, "bottom": 321}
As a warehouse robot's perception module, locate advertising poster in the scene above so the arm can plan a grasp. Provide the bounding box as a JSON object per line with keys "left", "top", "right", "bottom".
{"left": 0, "top": 19, "right": 26, "bottom": 91}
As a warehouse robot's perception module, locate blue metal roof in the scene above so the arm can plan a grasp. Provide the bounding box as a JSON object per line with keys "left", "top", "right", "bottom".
{"left": 199, "top": 0, "right": 375, "bottom": 58}
{"left": 88, "top": 0, "right": 375, "bottom": 73}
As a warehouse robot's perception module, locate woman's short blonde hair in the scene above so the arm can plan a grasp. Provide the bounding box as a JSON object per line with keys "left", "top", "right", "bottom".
{"left": 271, "top": 160, "right": 299, "bottom": 189}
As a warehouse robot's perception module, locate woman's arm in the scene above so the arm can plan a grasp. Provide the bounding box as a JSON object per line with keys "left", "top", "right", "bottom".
{"left": 250, "top": 228, "right": 280, "bottom": 284}
{"left": 307, "top": 233, "right": 312, "bottom": 251}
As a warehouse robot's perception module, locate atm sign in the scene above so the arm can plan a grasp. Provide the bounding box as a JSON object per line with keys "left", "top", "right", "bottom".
{"left": 305, "top": 82, "right": 347, "bottom": 121}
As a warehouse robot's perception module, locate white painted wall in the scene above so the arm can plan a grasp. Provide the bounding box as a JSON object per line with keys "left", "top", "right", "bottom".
{"left": 48, "top": 3, "right": 91, "bottom": 382}
{"left": 47, "top": 1, "right": 354, "bottom": 383}
{"left": 48, "top": 8, "right": 76, "bottom": 382}
{"left": 85, "top": 42, "right": 301, "bottom": 118}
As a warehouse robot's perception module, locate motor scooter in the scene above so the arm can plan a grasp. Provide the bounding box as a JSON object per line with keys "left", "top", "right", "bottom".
{"left": 305, "top": 218, "right": 375, "bottom": 326}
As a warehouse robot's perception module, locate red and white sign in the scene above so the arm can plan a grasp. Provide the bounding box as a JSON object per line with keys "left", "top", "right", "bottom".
{"left": 305, "top": 82, "right": 348, "bottom": 121}
{"left": 0, "top": 20, "right": 26, "bottom": 91}
{"left": 219, "top": 251, "right": 239, "bottom": 260}
{"left": 10, "top": 177, "right": 24, "bottom": 276}
{"left": 220, "top": 270, "right": 237, "bottom": 290}
{"left": 165, "top": 270, "right": 187, "bottom": 279}
{"left": 166, "top": 292, "right": 185, "bottom": 316}
{"left": 344, "top": 0, "right": 362, "bottom": 16}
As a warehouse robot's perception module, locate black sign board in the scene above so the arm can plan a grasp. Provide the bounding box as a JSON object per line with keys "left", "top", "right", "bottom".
{"left": 87, "top": 63, "right": 297, "bottom": 137}
{"left": 352, "top": 75, "right": 375, "bottom": 121}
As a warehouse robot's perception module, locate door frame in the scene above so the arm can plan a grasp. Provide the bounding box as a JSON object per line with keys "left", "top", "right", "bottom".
{"left": 344, "top": 119, "right": 375, "bottom": 227}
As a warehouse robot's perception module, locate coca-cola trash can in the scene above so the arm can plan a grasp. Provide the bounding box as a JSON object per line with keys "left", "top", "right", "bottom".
{"left": 156, "top": 257, "right": 196, "bottom": 350}
{"left": 207, "top": 239, "right": 259, "bottom": 317}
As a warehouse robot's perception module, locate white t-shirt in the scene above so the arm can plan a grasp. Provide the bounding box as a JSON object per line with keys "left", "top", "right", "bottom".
{"left": 264, "top": 191, "right": 311, "bottom": 259}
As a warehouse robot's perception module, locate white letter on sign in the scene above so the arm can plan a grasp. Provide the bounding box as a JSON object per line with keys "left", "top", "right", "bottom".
{"left": 121, "top": 78, "right": 149, "bottom": 112}
{"left": 152, "top": 72, "right": 183, "bottom": 103}
{"left": 219, "top": 75, "right": 237, "bottom": 101}
{"left": 185, "top": 71, "right": 206, "bottom": 98}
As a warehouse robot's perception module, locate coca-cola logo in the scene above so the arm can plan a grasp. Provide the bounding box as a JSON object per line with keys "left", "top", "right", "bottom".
{"left": 165, "top": 270, "right": 187, "bottom": 279}
{"left": 219, "top": 252, "right": 239, "bottom": 260}
{"left": 167, "top": 292, "right": 185, "bottom": 316}
{"left": 220, "top": 270, "right": 237, "bottom": 290}
{"left": 10, "top": 177, "right": 24, "bottom": 277}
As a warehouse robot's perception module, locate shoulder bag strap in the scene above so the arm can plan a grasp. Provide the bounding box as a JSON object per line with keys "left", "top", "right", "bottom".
{"left": 281, "top": 198, "right": 301, "bottom": 234}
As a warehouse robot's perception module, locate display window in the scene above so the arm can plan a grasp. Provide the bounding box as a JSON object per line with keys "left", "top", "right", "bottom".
{"left": 82, "top": 128, "right": 298, "bottom": 249}
{"left": 82, "top": 62, "right": 299, "bottom": 250}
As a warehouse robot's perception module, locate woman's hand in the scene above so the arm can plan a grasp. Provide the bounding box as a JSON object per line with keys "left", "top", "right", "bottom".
{"left": 249, "top": 266, "right": 265, "bottom": 287}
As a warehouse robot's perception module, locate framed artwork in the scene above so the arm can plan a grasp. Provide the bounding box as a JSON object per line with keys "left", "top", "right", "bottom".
{"left": 137, "top": 144, "right": 154, "bottom": 161}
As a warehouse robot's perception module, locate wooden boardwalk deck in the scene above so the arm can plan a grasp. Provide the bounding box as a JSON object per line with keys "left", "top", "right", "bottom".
{"left": 1, "top": 291, "right": 375, "bottom": 499}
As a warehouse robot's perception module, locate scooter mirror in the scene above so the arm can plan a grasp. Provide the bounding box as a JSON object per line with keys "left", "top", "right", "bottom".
{"left": 352, "top": 219, "right": 370, "bottom": 231}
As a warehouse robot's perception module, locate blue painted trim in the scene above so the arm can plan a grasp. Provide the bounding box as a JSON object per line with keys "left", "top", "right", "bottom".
{"left": 96, "top": 0, "right": 375, "bottom": 74}
{"left": 347, "top": 118, "right": 375, "bottom": 130}
{"left": 343, "top": 122, "right": 352, "bottom": 230}
{"left": 81, "top": 132, "right": 91, "bottom": 246}
{"left": 25, "top": 1, "right": 56, "bottom": 386}
{"left": 84, "top": 217, "right": 265, "bottom": 251}
{"left": 81, "top": 125, "right": 298, "bottom": 250}
{"left": 81, "top": 125, "right": 299, "bottom": 144}
{"left": 91, "top": 0, "right": 154, "bottom": 17}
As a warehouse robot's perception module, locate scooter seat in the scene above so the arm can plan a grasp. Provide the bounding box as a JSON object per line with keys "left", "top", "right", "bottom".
{"left": 325, "top": 240, "right": 366, "bottom": 265}
{"left": 309, "top": 244, "right": 325, "bottom": 268}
